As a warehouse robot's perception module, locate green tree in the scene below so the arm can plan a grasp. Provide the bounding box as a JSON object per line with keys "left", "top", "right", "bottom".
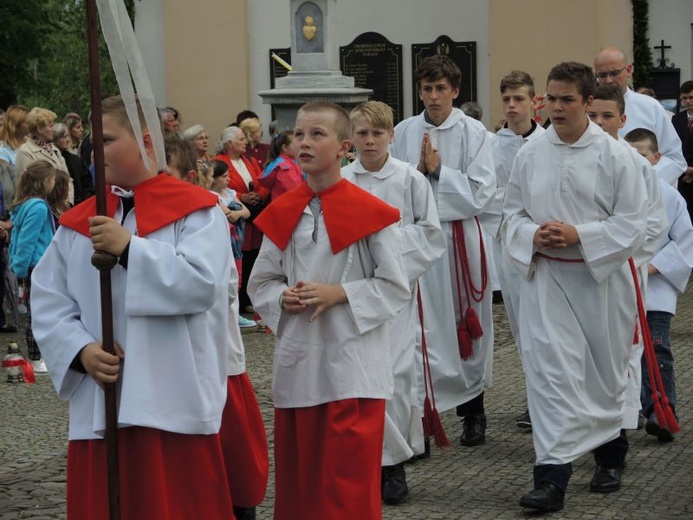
{"left": 631, "top": 0, "right": 653, "bottom": 89}
{"left": 1, "top": 0, "right": 135, "bottom": 120}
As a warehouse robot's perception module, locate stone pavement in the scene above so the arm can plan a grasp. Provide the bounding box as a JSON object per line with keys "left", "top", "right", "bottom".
{"left": 2, "top": 288, "right": 693, "bottom": 519}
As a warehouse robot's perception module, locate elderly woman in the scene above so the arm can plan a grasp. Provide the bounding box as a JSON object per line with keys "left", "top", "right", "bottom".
{"left": 14, "top": 107, "right": 68, "bottom": 186}
{"left": 213, "top": 126, "right": 268, "bottom": 312}
{"left": 183, "top": 124, "right": 212, "bottom": 162}
{"left": 53, "top": 123, "right": 93, "bottom": 204}
{"left": 63, "top": 113, "right": 85, "bottom": 155}
{"left": 239, "top": 117, "right": 270, "bottom": 170}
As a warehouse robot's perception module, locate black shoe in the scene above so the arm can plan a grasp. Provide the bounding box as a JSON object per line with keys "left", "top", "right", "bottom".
{"left": 492, "top": 290, "right": 504, "bottom": 304}
{"left": 411, "top": 437, "right": 431, "bottom": 461}
{"left": 233, "top": 506, "right": 256, "bottom": 520}
{"left": 460, "top": 413, "right": 486, "bottom": 446}
{"left": 519, "top": 482, "right": 564, "bottom": 512}
{"left": 645, "top": 416, "right": 674, "bottom": 442}
{"left": 637, "top": 412, "right": 646, "bottom": 430}
{"left": 590, "top": 465, "right": 622, "bottom": 493}
{"left": 515, "top": 409, "right": 532, "bottom": 430}
{"left": 382, "top": 463, "right": 408, "bottom": 505}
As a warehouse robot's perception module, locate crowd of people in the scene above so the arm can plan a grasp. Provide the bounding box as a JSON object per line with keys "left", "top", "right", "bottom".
{"left": 2, "top": 45, "right": 693, "bottom": 519}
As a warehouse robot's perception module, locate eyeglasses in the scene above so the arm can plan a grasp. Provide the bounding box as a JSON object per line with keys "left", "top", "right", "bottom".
{"left": 595, "top": 66, "right": 627, "bottom": 80}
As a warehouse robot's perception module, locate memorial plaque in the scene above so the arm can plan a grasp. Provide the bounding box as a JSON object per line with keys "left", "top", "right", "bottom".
{"left": 269, "top": 48, "right": 291, "bottom": 120}
{"left": 269, "top": 48, "right": 292, "bottom": 89}
{"left": 411, "top": 36, "right": 477, "bottom": 115}
{"left": 340, "top": 32, "right": 404, "bottom": 123}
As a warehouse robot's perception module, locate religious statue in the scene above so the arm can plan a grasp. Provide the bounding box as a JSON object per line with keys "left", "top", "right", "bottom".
{"left": 303, "top": 16, "right": 317, "bottom": 41}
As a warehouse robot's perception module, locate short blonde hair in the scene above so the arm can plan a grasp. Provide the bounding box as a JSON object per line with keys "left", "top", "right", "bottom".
{"left": 239, "top": 118, "right": 261, "bottom": 142}
{"left": 26, "top": 107, "right": 57, "bottom": 135}
{"left": 101, "top": 95, "right": 149, "bottom": 136}
{"left": 350, "top": 101, "right": 394, "bottom": 131}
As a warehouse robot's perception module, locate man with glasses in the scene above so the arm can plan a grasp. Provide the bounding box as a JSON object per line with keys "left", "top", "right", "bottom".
{"left": 594, "top": 47, "right": 686, "bottom": 187}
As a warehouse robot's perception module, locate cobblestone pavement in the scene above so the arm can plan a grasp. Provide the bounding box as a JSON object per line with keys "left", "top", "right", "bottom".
{"left": 2, "top": 286, "right": 693, "bottom": 519}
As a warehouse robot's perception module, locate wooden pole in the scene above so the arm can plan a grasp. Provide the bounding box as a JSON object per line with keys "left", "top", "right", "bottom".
{"left": 86, "top": 1, "right": 120, "bottom": 518}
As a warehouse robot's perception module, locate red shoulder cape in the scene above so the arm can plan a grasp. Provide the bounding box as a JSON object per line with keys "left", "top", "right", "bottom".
{"left": 59, "top": 174, "right": 218, "bottom": 237}
{"left": 254, "top": 178, "right": 400, "bottom": 254}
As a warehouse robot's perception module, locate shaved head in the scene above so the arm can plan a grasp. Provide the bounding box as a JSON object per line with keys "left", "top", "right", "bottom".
{"left": 594, "top": 47, "right": 632, "bottom": 93}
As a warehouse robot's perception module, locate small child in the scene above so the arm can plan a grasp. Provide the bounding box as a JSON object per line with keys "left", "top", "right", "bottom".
{"left": 248, "top": 101, "right": 411, "bottom": 519}
{"left": 258, "top": 130, "right": 304, "bottom": 200}
{"left": 210, "top": 159, "right": 255, "bottom": 329}
{"left": 30, "top": 95, "right": 235, "bottom": 518}
{"left": 10, "top": 159, "right": 57, "bottom": 373}
{"left": 342, "top": 100, "right": 445, "bottom": 504}
{"left": 47, "top": 169, "right": 72, "bottom": 227}
{"left": 625, "top": 127, "right": 693, "bottom": 442}
{"left": 589, "top": 84, "right": 668, "bottom": 442}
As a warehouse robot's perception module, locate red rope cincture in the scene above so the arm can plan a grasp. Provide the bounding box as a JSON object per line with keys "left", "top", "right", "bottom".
{"left": 628, "top": 257, "right": 680, "bottom": 435}
{"left": 417, "top": 286, "right": 450, "bottom": 448}
{"left": 452, "top": 217, "right": 488, "bottom": 360}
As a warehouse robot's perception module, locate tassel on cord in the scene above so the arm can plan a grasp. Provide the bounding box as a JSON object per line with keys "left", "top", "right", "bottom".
{"left": 629, "top": 258, "right": 680, "bottom": 434}
{"left": 418, "top": 287, "right": 451, "bottom": 448}
{"left": 466, "top": 307, "right": 483, "bottom": 340}
{"left": 452, "top": 218, "right": 488, "bottom": 361}
{"left": 457, "top": 323, "right": 473, "bottom": 361}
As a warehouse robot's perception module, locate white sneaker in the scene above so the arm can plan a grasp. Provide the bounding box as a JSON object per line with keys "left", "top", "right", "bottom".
{"left": 238, "top": 316, "right": 257, "bottom": 329}
{"left": 31, "top": 358, "right": 48, "bottom": 373}
{"left": 17, "top": 304, "right": 27, "bottom": 314}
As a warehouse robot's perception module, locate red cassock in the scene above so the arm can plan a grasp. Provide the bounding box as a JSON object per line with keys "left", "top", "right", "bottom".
{"left": 219, "top": 373, "right": 269, "bottom": 508}
{"left": 255, "top": 179, "right": 400, "bottom": 520}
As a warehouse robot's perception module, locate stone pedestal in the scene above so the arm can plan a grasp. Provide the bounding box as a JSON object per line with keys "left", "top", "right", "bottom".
{"left": 258, "top": 0, "right": 371, "bottom": 129}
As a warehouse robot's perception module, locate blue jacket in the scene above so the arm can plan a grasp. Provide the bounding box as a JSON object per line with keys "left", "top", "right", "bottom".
{"left": 10, "top": 198, "right": 54, "bottom": 278}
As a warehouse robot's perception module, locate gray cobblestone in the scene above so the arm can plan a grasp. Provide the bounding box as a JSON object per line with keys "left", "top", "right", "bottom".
{"left": 2, "top": 287, "right": 693, "bottom": 518}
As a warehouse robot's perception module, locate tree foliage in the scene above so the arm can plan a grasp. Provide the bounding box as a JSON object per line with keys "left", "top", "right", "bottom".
{"left": 631, "top": 0, "right": 653, "bottom": 89}
{"left": 0, "top": 0, "right": 135, "bottom": 119}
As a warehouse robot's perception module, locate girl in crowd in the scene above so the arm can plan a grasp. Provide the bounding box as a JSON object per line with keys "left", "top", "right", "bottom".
{"left": 63, "top": 113, "right": 85, "bottom": 155}
{"left": 9, "top": 160, "right": 57, "bottom": 373}
{"left": 258, "top": 130, "right": 304, "bottom": 200}
{"left": 0, "top": 105, "right": 30, "bottom": 171}
{"left": 239, "top": 117, "right": 269, "bottom": 171}
{"left": 213, "top": 126, "right": 267, "bottom": 313}
{"left": 53, "top": 123, "right": 94, "bottom": 204}
{"left": 209, "top": 159, "right": 254, "bottom": 329}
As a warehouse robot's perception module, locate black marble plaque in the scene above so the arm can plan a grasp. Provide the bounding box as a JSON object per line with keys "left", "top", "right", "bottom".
{"left": 411, "top": 36, "right": 477, "bottom": 115}
{"left": 340, "top": 32, "right": 404, "bottom": 123}
{"left": 269, "top": 48, "right": 292, "bottom": 88}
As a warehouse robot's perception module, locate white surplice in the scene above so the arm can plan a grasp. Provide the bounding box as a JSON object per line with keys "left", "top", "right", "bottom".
{"left": 391, "top": 109, "right": 496, "bottom": 412}
{"left": 483, "top": 123, "right": 546, "bottom": 342}
{"left": 647, "top": 178, "right": 693, "bottom": 314}
{"left": 247, "top": 204, "right": 411, "bottom": 409}
{"left": 621, "top": 88, "right": 687, "bottom": 186}
{"left": 342, "top": 155, "right": 446, "bottom": 465}
{"left": 31, "top": 202, "right": 233, "bottom": 440}
{"left": 619, "top": 137, "right": 668, "bottom": 429}
{"left": 502, "top": 120, "right": 648, "bottom": 465}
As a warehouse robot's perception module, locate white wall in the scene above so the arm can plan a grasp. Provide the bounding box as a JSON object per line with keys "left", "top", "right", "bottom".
{"left": 649, "top": 0, "right": 693, "bottom": 89}
{"left": 133, "top": 0, "right": 166, "bottom": 106}
{"left": 247, "top": 0, "right": 490, "bottom": 128}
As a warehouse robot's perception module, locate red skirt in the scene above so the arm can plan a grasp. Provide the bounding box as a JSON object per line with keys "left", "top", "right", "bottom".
{"left": 218, "top": 373, "right": 269, "bottom": 507}
{"left": 67, "top": 427, "right": 234, "bottom": 520}
{"left": 274, "top": 398, "right": 386, "bottom": 520}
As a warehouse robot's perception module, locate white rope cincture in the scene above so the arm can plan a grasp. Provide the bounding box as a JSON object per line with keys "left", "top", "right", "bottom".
{"left": 96, "top": 0, "right": 167, "bottom": 173}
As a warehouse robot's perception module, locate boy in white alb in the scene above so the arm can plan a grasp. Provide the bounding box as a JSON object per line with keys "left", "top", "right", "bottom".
{"left": 504, "top": 62, "right": 648, "bottom": 512}
{"left": 342, "top": 100, "right": 445, "bottom": 504}
{"left": 391, "top": 55, "right": 496, "bottom": 447}
{"left": 625, "top": 127, "right": 693, "bottom": 442}
{"left": 587, "top": 83, "right": 667, "bottom": 493}
{"left": 30, "top": 95, "right": 235, "bottom": 519}
{"left": 248, "top": 101, "right": 410, "bottom": 520}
